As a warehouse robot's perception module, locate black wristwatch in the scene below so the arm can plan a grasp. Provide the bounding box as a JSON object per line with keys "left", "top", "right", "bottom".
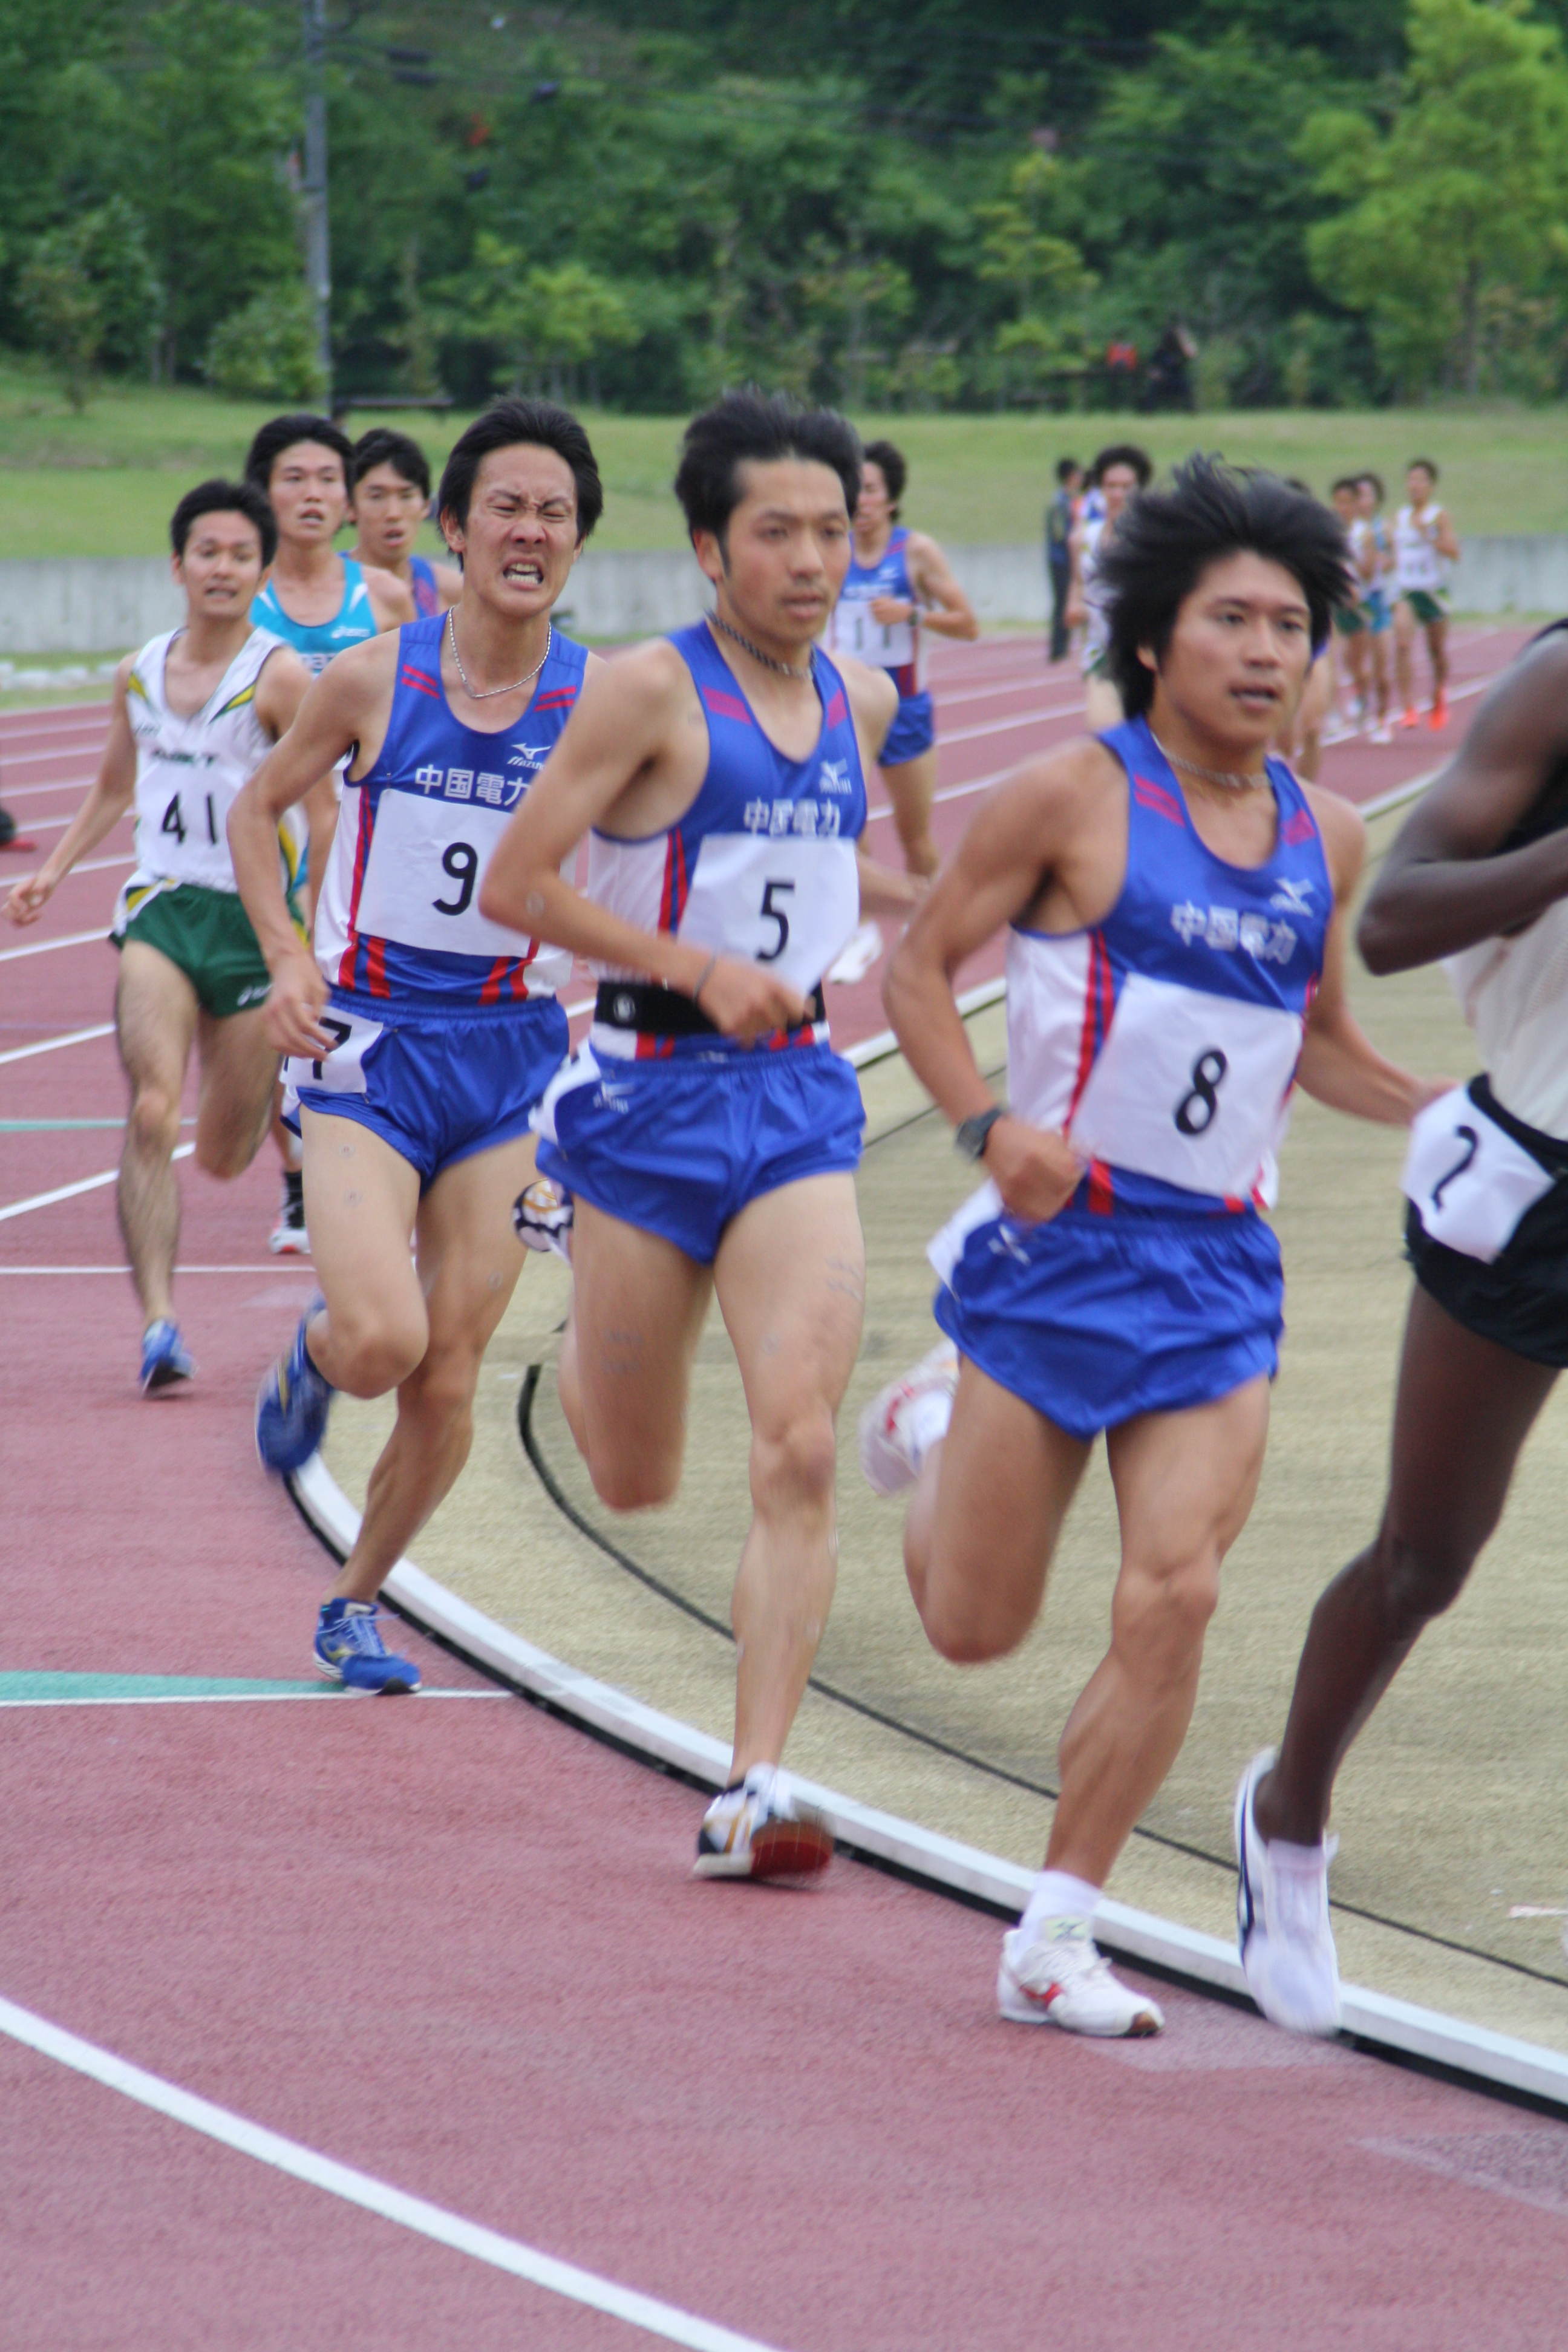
{"left": 955, "top": 1106, "right": 1004, "bottom": 1162}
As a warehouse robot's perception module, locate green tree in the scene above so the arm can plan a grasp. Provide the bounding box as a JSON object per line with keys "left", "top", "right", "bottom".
{"left": 1302, "top": 0, "right": 1568, "bottom": 395}
{"left": 205, "top": 283, "right": 327, "bottom": 403}
{"left": 975, "top": 149, "right": 1092, "bottom": 402}
{"left": 16, "top": 195, "right": 160, "bottom": 405}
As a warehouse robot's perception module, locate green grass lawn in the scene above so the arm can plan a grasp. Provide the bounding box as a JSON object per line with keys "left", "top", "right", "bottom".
{"left": 1, "top": 362, "right": 1566, "bottom": 553}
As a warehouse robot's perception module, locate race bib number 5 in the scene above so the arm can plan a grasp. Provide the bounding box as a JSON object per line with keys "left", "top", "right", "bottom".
{"left": 1401, "top": 1084, "right": 1554, "bottom": 1262}
{"left": 1068, "top": 972, "right": 1304, "bottom": 1198}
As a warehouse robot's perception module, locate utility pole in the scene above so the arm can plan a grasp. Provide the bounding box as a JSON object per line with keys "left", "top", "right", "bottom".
{"left": 301, "top": 0, "right": 333, "bottom": 407}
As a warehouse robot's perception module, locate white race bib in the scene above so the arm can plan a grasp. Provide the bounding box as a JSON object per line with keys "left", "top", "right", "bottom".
{"left": 355, "top": 788, "right": 566, "bottom": 986}
{"left": 1068, "top": 972, "right": 1302, "bottom": 1198}
{"left": 283, "top": 1008, "right": 385, "bottom": 1102}
{"left": 681, "top": 833, "right": 860, "bottom": 996}
{"left": 1401, "top": 1085, "right": 1555, "bottom": 1262}
{"left": 829, "top": 594, "right": 915, "bottom": 671}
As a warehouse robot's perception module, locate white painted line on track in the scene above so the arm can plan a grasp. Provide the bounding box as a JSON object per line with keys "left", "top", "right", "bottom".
{"left": 0, "top": 1993, "right": 789, "bottom": 2352}
{"left": 0, "top": 927, "right": 108, "bottom": 960}
{"left": 0, "top": 1688, "right": 506, "bottom": 1708}
{"left": 844, "top": 975, "right": 1005, "bottom": 1073}
{"left": 0, "top": 1145, "right": 191, "bottom": 1223}
{"left": 0, "top": 773, "right": 103, "bottom": 799}
{"left": 0, "top": 1263, "right": 301, "bottom": 1274}
{"left": 0, "top": 1023, "right": 114, "bottom": 1065}
{"left": 291, "top": 1448, "right": 1568, "bottom": 2116}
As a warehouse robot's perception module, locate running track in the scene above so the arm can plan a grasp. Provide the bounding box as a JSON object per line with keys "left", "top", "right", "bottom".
{"left": 7, "top": 628, "right": 1566, "bottom": 2352}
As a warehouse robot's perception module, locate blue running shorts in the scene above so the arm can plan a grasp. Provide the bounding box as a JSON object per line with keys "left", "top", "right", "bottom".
{"left": 535, "top": 1042, "right": 864, "bottom": 1264}
{"left": 284, "top": 993, "right": 568, "bottom": 1189}
{"left": 880, "top": 688, "right": 936, "bottom": 766}
{"left": 934, "top": 1201, "right": 1283, "bottom": 1442}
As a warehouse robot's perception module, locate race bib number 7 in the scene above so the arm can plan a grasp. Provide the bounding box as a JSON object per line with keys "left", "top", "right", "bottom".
{"left": 283, "top": 1008, "right": 384, "bottom": 1099}
{"left": 1401, "top": 1085, "right": 1554, "bottom": 1262}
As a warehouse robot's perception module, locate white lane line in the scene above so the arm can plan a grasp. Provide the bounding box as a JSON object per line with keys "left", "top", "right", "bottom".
{"left": 0, "top": 1993, "right": 787, "bottom": 2352}
{"left": 0, "top": 1689, "right": 507, "bottom": 1708}
{"left": 0, "top": 1263, "right": 298, "bottom": 1273}
{"left": 0, "top": 1145, "right": 191, "bottom": 1223}
{"left": 0, "top": 775, "right": 100, "bottom": 800}
{"left": 0, "top": 927, "right": 108, "bottom": 961}
{"left": 0, "top": 1024, "right": 114, "bottom": 1065}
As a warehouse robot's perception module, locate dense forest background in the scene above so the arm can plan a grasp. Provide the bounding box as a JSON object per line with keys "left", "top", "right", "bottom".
{"left": 10, "top": 0, "right": 1568, "bottom": 414}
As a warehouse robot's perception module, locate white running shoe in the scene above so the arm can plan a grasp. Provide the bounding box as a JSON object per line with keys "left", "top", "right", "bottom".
{"left": 826, "top": 919, "right": 884, "bottom": 987}
{"left": 857, "top": 1338, "right": 959, "bottom": 1497}
{"left": 1371, "top": 722, "right": 1394, "bottom": 745}
{"left": 1234, "top": 1748, "right": 1342, "bottom": 2037}
{"left": 269, "top": 1169, "right": 310, "bottom": 1256}
{"left": 693, "top": 1764, "right": 834, "bottom": 1883}
{"left": 998, "top": 1916, "right": 1163, "bottom": 2037}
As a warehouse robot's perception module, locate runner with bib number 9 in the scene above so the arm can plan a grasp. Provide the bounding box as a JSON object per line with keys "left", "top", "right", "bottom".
{"left": 229, "top": 399, "right": 602, "bottom": 1696}
{"left": 858, "top": 459, "right": 1439, "bottom": 2039}
{"left": 1236, "top": 623, "right": 1568, "bottom": 2040}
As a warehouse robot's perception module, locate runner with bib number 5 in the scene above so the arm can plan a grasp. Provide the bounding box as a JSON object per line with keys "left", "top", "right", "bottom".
{"left": 1236, "top": 621, "right": 1568, "bottom": 2039}
{"left": 860, "top": 459, "right": 1440, "bottom": 2038}
{"left": 229, "top": 399, "right": 603, "bottom": 1695}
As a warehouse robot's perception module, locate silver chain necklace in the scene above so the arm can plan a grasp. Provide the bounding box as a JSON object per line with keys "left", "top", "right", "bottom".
{"left": 708, "top": 610, "right": 814, "bottom": 681}
{"left": 446, "top": 609, "right": 552, "bottom": 701}
{"left": 1152, "top": 731, "right": 1267, "bottom": 794}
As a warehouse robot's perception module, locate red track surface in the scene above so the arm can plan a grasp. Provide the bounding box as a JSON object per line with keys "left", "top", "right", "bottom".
{"left": 7, "top": 633, "right": 1565, "bottom": 2351}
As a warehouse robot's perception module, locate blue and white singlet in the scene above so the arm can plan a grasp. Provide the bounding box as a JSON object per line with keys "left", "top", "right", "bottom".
{"left": 583, "top": 619, "right": 868, "bottom": 1058}
{"left": 313, "top": 611, "right": 584, "bottom": 1008}
{"left": 929, "top": 717, "right": 1334, "bottom": 1437}
{"left": 408, "top": 554, "right": 442, "bottom": 618}
{"left": 252, "top": 556, "right": 379, "bottom": 677}
{"left": 826, "top": 525, "right": 923, "bottom": 700}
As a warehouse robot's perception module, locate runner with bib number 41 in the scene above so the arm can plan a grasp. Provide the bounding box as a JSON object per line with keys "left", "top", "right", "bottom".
{"left": 859, "top": 459, "right": 1443, "bottom": 2039}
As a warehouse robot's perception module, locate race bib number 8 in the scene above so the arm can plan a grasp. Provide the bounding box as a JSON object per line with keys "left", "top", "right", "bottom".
{"left": 1401, "top": 1085, "right": 1554, "bottom": 1262}
{"left": 1068, "top": 972, "right": 1303, "bottom": 1198}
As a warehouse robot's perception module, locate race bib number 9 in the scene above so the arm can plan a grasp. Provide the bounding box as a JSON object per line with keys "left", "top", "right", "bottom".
{"left": 356, "top": 789, "right": 537, "bottom": 962}
{"left": 1401, "top": 1084, "right": 1554, "bottom": 1262}
{"left": 1068, "top": 972, "right": 1303, "bottom": 1198}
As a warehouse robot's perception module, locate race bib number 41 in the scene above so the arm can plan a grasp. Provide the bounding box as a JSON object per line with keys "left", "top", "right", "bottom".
{"left": 1068, "top": 972, "right": 1304, "bottom": 1198}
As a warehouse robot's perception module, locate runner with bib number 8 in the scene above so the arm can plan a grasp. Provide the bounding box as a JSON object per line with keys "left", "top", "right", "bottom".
{"left": 859, "top": 458, "right": 1442, "bottom": 2040}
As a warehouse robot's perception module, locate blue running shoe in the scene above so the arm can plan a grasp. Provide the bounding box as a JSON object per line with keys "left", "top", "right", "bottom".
{"left": 140, "top": 1318, "right": 195, "bottom": 1395}
{"left": 314, "top": 1599, "right": 420, "bottom": 1693}
{"left": 255, "top": 1305, "right": 334, "bottom": 1474}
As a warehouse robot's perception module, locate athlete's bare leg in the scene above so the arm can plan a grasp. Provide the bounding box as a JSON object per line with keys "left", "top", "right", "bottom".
{"left": 1253, "top": 1287, "right": 1556, "bottom": 1847}
{"left": 1394, "top": 598, "right": 1419, "bottom": 711}
{"left": 114, "top": 942, "right": 200, "bottom": 1327}
{"left": 879, "top": 746, "right": 940, "bottom": 879}
{"left": 191, "top": 1004, "right": 279, "bottom": 1180}
{"left": 315, "top": 1129, "right": 538, "bottom": 1604}
{"left": 907, "top": 1360, "right": 1269, "bottom": 1887}
{"left": 713, "top": 1173, "right": 864, "bottom": 1775}
{"left": 1368, "top": 627, "right": 1390, "bottom": 726}
{"left": 297, "top": 1108, "right": 426, "bottom": 1401}
{"left": 558, "top": 1200, "right": 714, "bottom": 1508}
{"left": 1426, "top": 614, "right": 1450, "bottom": 707}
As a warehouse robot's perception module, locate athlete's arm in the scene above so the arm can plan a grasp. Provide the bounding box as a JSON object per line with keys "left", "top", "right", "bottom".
{"left": 1434, "top": 508, "right": 1460, "bottom": 564}
{"left": 1295, "top": 790, "right": 1437, "bottom": 1123}
{"left": 883, "top": 750, "right": 1097, "bottom": 1222}
{"left": 362, "top": 564, "right": 417, "bottom": 631}
{"left": 431, "top": 560, "right": 465, "bottom": 611}
{"left": 229, "top": 638, "right": 393, "bottom": 1055}
{"left": 898, "top": 534, "right": 980, "bottom": 642}
{"left": 1064, "top": 526, "right": 1087, "bottom": 630}
{"left": 253, "top": 647, "right": 339, "bottom": 924}
{"left": 1359, "top": 637, "right": 1568, "bottom": 973}
{"left": 2, "top": 658, "right": 136, "bottom": 926}
{"left": 479, "top": 643, "right": 811, "bottom": 1044}
{"left": 838, "top": 659, "right": 923, "bottom": 914}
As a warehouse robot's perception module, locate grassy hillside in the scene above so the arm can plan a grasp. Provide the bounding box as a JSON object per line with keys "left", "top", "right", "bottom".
{"left": 2, "top": 366, "right": 1566, "bottom": 555}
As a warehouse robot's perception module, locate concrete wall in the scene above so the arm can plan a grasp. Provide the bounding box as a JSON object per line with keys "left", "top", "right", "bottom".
{"left": 4, "top": 534, "right": 1567, "bottom": 654}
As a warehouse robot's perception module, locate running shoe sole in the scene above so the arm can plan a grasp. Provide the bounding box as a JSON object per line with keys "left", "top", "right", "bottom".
{"left": 693, "top": 1809, "right": 835, "bottom": 1883}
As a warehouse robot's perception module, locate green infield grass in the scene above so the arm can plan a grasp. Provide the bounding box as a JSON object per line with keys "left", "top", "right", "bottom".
{"left": 1, "top": 362, "right": 1566, "bottom": 554}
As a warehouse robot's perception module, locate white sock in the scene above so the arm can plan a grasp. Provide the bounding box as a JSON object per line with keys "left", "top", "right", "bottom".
{"left": 904, "top": 1386, "right": 953, "bottom": 1471}
{"left": 1020, "top": 1869, "right": 1102, "bottom": 1942}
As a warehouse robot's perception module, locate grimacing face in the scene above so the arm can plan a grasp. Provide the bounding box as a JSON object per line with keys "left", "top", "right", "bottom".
{"left": 440, "top": 443, "right": 580, "bottom": 618}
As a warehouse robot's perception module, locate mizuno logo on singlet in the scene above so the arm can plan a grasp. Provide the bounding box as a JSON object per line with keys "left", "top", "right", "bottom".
{"left": 1269, "top": 878, "right": 1316, "bottom": 915}
{"left": 819, "top": 759, "right": 853, "bottom": 795}
{"left": 506, "top": 745, "right": 551, "bottom": 770}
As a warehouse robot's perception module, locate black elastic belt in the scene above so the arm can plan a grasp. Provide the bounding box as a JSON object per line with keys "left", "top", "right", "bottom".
{"left": 593, "top": 979, "right": 827, "bottom": 1038}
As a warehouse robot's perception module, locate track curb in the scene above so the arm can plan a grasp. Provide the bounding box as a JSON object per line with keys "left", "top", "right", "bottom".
{"left": 289, "top": 1450, "right": 1568, "bottom": 2116}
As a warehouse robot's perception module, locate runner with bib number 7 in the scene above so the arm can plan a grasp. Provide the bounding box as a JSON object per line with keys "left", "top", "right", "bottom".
{"left": 858, "top": 459, "right": 1442, "bottom": 2040}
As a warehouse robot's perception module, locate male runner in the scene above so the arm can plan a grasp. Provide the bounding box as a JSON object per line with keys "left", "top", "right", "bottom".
{"left": 1236, "top": 628, "right": 1568, "bottom": 2036}
{"left": 1047, "top": 457, "right": 1082, "bottom": 665}
{"left": 1355, "top": 471, "right": 1396, "bottom": 743}
{"left": 244, "top": 412, "right": 416, "bottom": 1253}
{"left": 824, "top": 438, "right": 978, "bottom": 879}
{"left": 349, "top": 426, "right": 464, "bottom": 617}
{"left": 1392, "top": 457, "right": 1460, "bottom": 731}
{"left": 2, "top": 481, "right": 327, "bottom": 1390}
{"left": 230, "top": 397, "right": 600, "bottom": 1694}
{"left": 480, "top": 389, "right": 918, "bottom": 1877}
{"left": 858, "top": 460, "right": 1434, "bottom": 2036}
{"left": 1067, "top": 443, "right": 1152, "bottom": 734}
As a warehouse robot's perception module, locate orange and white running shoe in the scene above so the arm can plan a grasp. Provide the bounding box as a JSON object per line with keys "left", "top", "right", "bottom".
{"left": 1397, "top": 706, "right": 1421, "bottom": 730}
{"left": 857, "top": 1338, "right": 959, "bottom": 1497}
{"left": 694, "top": 1765, "right": 834, "bottom": 1883}
{"left": 1429, "top": 696, "right": 1449, "bottom": 730}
